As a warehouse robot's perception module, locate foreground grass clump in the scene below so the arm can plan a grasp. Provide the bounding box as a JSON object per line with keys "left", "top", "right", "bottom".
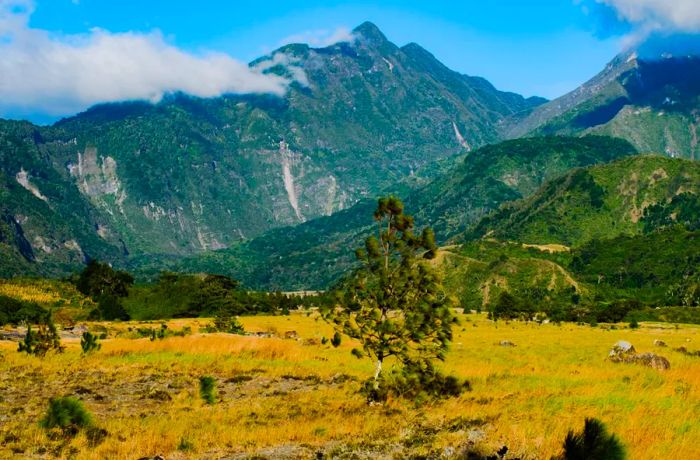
{"left": 0, "top": 313, "right": 698, "bottom": 459}
{"left": 558, "top": 418, "right": 625, "bottom": 460}
{"left": 41, "top": 397, "right": 93, "bottom": 434}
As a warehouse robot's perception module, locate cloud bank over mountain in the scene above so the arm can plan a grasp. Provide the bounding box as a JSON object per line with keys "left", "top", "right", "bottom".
{"left": 0, "top": 0, "right": 303, "bottom": 119}
{"left": 600, "top": 0, "right": 700, "bottom": 33}
{"left": 592, "top": 0, "right": 700, "bottom": 48}
{"left": 279, "top": 27, "right": 355, "bottom": 48}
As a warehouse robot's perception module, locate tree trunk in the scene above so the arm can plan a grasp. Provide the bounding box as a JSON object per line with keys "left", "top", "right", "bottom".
{"left": 373, "top": 358, "right": 383, "bottom": 389}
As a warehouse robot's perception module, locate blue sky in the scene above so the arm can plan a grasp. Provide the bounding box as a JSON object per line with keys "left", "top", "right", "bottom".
{"left": 2, "top": 0, "right": 697, "bottom": 123}
{"left": 29, "top": 0, "right": 619, "bottom": 98}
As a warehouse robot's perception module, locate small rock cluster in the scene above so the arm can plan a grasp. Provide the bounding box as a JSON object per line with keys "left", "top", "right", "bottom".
{"left": 608, "top": 341, "right": 670, "bottom": 370}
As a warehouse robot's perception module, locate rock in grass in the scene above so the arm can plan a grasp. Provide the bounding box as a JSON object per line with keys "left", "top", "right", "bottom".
{"left": 628, "top": 353, "right": 671, "bottom": 370}
{"left": 608, "top": 341, "right": 670, "bottom": 370}
{"left": 608, "top": 341, "right": 635, "bottom": 359}
{"left": 674, "top": 346, "right": 700, "bottom": 357}
{"left": 498, "top": 340, "right": 516, "bottom": 347}
{"left": 653, "top": 340, "right": 667, "bottom": 347}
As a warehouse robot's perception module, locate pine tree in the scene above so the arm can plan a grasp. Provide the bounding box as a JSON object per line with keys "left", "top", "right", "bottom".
{"left": 322, "top": 196, "right": 453, "bottom": 392}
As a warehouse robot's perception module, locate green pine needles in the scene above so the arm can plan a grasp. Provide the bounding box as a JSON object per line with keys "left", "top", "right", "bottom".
{"left": 323, "top": 196, "right": 455, "bottom": 398}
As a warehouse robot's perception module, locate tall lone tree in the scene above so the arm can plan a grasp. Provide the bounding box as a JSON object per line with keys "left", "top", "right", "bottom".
{"left": 323, "top": 196, "right": 453, "bottom": 390}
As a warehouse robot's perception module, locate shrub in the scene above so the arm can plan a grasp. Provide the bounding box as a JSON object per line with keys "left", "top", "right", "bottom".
{"left": 210, "top": 311, "right": 245, "bottom": 334}
{"left": 18, "top": 313, "right": 64, "bottom": 357}
{"left": 0, "top": 295, "right": 47, "bottom": 326}
{"left": 362, "top": 360, "right": 470, "bottom": 403}
{"left": 40, "top": 397, "right": 93, "bottom": 435}
{"left": 178, "top": 436, "right": 194, "bottom": 451}
{"left": 199, "top": 376, "right": 216, "bottom": 404}
{"left": 330, "top": 331, "right": 342, "bottom": 348}
{"left": 80, "top": 331, "right": 101, "bottom": 354}
{"left": 96, "top": 294, "right": 130, "bottom": 321}
{"left": 557, "top": 418, "right": 625, "bottom": 460}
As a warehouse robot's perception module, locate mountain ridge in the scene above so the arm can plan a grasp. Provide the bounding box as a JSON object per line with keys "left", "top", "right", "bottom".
{"left": 0, "top": 21, "right": 547, "bottom": 276}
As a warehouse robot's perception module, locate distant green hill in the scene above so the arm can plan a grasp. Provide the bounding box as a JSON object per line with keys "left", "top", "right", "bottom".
{"left": 434, "top": 227, "right": 700, "bottom": 322}
{"left": 167, "top": 136, "right": 637, "bottom": 290}
{"left": 439, "top": 155, "right": 700, "bottom": 317}
{"left": 435, "top": 241, "right": 579, "bottom": 314}
{"left": 466, "top": 155, "right": 700, "bottom": 246}
{"left": 410, "top": 135, "right": 637, "bottom": 240}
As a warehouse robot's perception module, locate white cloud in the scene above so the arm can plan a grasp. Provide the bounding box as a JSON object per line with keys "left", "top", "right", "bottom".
{"left": 279, "top": 27, "right": 356, "bottom": 48}
{"left": 599, "top": 0, "right": 700, "bottom": 34}
{"left": 0, "top": 0, "right": 304, "bottom": 118}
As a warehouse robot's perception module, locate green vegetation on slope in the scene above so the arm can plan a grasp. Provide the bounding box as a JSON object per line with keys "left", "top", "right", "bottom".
{"left": 0, "top": 21, "right": 546, "bottom": 278}
{"left": 516, "top": 52, "right": 700, "bottom": 159}
{"left": 467, "top": 155, "right": 700, "bottom": 246}
{"left": 167, "top": 136, "right": 636, "bottom": 290}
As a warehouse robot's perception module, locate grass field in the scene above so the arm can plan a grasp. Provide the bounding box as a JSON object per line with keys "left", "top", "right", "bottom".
{"left": 1, "top": 313, "right": 698, "bottom": 459}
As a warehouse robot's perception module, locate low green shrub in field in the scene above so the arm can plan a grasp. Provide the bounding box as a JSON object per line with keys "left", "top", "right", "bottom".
{"left": 18, "top": 313, "right": 64, "bottom": 357}
{"left": 41, "top": 397, "right": 93, "bottom": 434}
{"left": 557, "top": 418, "right": 625, "bottom": 460}
{"left": 362, "top": 360, "right": 470, "bottom": 403}
{"left": 80, "top": 331, "right": 101, "bottom": 354}
{"left": 199, "top": 376, "right": 216, "bottom": 404}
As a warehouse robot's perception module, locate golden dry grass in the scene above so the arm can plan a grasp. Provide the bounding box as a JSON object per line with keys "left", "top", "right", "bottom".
{"left": 0, "top": 282, "right": 62, "bottom": 305}
{"left": 0, "top": 313, "right": 698, "bottom": 459}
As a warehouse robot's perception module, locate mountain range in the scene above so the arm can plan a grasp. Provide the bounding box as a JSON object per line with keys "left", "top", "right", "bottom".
{"left": 1, "top": 21, "right": 699, "bottom": 293}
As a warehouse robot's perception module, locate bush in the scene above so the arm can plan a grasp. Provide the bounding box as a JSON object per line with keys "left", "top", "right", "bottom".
{"left": 96, "top": 294, "right": 130, "bottom": 321}
{"left": 40, "top": 397, "right": 93, "bottom": 435}
{"left": 199, "top": 376, "right": 216, "bottom": 405}
{"left": 330, "top": 331, "right": 342, "bottom": 347}
{"left": 557, "top": 418, "right": 625, "bottom": 460}
{"left": 0, "top": 295, "right": 47, "bottom": 326}
{"left": 209, "top": 311, "right": 245, "bottom": 334}
{"left": 80, "top": 331, "right": 101, "bottom": 354}
{"left": 362, "top": 360, "right": 470, "bottom": 403}
{"left": 18, "top": 313, "right": 64, "bottom": 357}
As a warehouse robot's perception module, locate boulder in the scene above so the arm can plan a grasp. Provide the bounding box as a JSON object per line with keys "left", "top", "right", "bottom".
{"left": 498, "top": 340, "right": 516, "bottom": 347}
{"left": 629, "top": 353, "right": 671, "bottom": 370}
{"left": 608, "top": 340, "right": 635, "bottom": 359}
{"left": 72, "top": 324, "right": 89, "bottom": 335}
{"left": 653, "top": 340, "right": 667, "bottom": 347}
{"left": 608, "top": 341, "right": 670, "bottom": 370}
{"left": 674, "top": 346, "right": 700, "bottom": 357}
